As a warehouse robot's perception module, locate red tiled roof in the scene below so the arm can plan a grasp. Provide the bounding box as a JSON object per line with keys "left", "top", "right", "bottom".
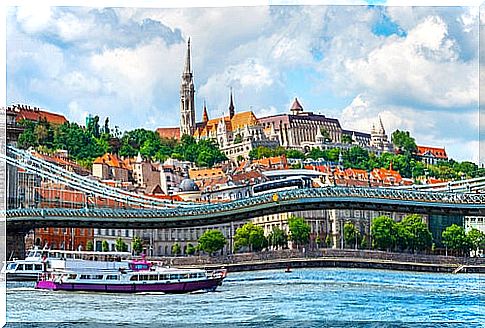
{"left": 156, "top": 127, "right": 180, "bottom": 140}
{"left": 9, "top": 105, "right": 68, "bottom": 125}
{"left": 416, "top": 146, "right": 448, "bottom": 159}
{"left": 93, "top": 153, "right": 129, "bottom": 169}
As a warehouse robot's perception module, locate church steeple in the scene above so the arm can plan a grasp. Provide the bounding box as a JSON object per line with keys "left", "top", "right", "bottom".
{"left": 229, "top": 88, "right": 235, "bottom": 119}
{"left": 180, "top": 38, "right": 195, "bottom": 137}
{"left": 183, "top": 38, "right": 191, "bottom": 75}
{"left": 202, "top": 100, "right": 209, "bottom": 123}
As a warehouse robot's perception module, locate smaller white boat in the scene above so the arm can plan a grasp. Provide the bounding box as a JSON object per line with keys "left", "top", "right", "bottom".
{"left": 2, "top": 247, "right": 131, "bottom": 281}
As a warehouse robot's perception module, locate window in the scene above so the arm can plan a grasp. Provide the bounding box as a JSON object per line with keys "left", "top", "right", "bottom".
{"left": 106, "top": 275, "right": 119, "bottom": 280}
{"left": 25, "top": 264, "right": 33, "bottom": 271}
{"left": 34, "top": 264, "right": 43, "bottom": 271}
{"left": 130, "top": 275, "right": 139, "bottom": 281}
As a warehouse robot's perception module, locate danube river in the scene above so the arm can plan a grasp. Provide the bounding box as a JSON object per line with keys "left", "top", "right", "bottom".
{"left": 5, "top": 268, "right": 484, "bottom": 327}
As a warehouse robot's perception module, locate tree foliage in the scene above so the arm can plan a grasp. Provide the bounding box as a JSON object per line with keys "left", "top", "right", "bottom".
{"left": 186, "top": 243, "right": 196, "bottom": 256}
{"left": 131, "top": 236, "right": 143, "bottom": 255}
{"left": 343, "top": 222, "right": 360, "bottom": 249}
{"left": 391, "top": 130, "right": 417, "bottom": 155}
{"left": 171, "top": 243, "right": 182, "bottom": 256}
{"left": 198, "top": 229, "right": 227, "bottom": 255}
{"left": 371, "top": 216, "right": 397, "bottom": 251}
{"left": 288, "top": 216, "right": 310, "bottom": 248}
{"left": 267, "top": 226, "right": 288, "bottom": 250}
{"left": 102, "top": 240, "right": 109, "bottom": 252}
{"left": 234, "top": 223, "right": 267, "bottom": 252}
{"left": 115, "top": 237, "right": 128, "bottom": 252}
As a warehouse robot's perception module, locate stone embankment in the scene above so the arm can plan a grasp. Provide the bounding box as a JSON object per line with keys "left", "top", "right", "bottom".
{"left": 150, "top": 249, "right": 485, "bottom": 274}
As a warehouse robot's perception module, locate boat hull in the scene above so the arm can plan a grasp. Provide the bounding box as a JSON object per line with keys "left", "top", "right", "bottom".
{"left": 35, "top": 278, "right": 224, "bottom": 293}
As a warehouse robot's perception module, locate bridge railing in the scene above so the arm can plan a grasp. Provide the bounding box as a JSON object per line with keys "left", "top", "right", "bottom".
{"left": 5, "top": 186, "right": 485, "bottom": 219}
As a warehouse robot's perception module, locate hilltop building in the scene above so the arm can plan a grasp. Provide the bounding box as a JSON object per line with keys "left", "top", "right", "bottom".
{"left": 416, "top": 146, "right": 448, "bottom": 165}
{"left": 7, "top": 104, "right": 68, "bottom": 125}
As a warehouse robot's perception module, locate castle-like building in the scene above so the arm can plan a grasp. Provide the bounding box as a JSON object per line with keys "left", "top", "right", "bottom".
{"left": 156, "top": 38, "right": 393, "bottom": 163}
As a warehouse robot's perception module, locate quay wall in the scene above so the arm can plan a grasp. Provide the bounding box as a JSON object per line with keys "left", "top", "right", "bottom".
{"left": 151, "top": 249, "right": 485, "bottom": 274}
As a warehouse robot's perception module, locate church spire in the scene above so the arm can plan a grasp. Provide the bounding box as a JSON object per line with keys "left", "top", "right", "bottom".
{"left": 202, "top": 100, "right": 209, "bottom": 123}
{"left": 180, "top": 37, "right": 195, "bottom": 137}
{"left": 378, "top": 115, "right": 385, "bottom": 134}
{"left": 183, "top": 38, "right": 191, "bottom": 75}
{"left": 229, "top": 88, "right": 235, "bottom": 119}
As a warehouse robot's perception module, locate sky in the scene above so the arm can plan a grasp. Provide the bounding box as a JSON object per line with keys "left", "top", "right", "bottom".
{"left": 5, "top": 3, "right": 481, "bottom": 163}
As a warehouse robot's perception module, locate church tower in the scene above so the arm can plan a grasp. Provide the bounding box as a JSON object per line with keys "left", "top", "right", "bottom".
{"left": 180, "top": 38, "right": 196, "bottom": 137}
{"left": 229, "top": 88, "right": 235, "bottom": 119}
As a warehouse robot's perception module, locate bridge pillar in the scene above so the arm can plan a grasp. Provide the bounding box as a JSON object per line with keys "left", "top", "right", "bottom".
{"left": 6, "top": 231, "right": 27, "bottom": 260}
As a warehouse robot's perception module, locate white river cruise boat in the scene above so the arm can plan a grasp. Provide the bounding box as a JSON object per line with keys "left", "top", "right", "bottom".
{"left": 35, "top": 256, "right": 227, "bottom": 293}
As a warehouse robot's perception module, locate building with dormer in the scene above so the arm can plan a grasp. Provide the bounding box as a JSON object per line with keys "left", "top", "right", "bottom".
{"left": 416, "top": 146, "right": 448, "bottom": 165}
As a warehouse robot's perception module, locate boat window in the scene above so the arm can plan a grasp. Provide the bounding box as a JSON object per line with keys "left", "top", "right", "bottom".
{"left": 130, "top": 275, "right": 138, "bottom": 281}
{"left": 25, "top": 264, "right": 33, "bottom": 271}
{"left": 94, "top": 275, "right": 103, "bottom": 280}
{"left": 149, "top": 275, "right": 158, "bottom": 281}
{"left": 6, "top": 263, "right": 16, "bottom": 270}
{"left": 34, "top": 264, "right": 43, "bottom": 271}
{"left": 68, "top": 274, "right": 77, "bottom": 280}
{"left": 197, "top": 273, "right": 206, "bottom": 278}
{"left": 106, "top": 275, "right": 118, "bottom": 280}
{"left": 159, "top": 274, "right": 168, "bottom": 280}
{"left": 17, "top": 264, "right": 24, "bottom": 271}
{"left": 140, "top": 275, "right": 150, "bottom": 281}
{"left": 189, "top": 273, "right": 197, "bottom": 279}
{"left": 181, "top": 274, "right": 189, "bottom": 279}
{"left": 169, "top": 274, "right": 181, "bottom": 280}
{"left": 80, "top": 274, "right": 89, "bottom": 280}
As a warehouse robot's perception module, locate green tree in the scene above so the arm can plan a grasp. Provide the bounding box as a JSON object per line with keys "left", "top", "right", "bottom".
{"left": 198, "top": 229, "right": 227, "bottom": 255}
{"left": 371, "top": 216, "right": 396, "bottom": 251}
{"left": 288, "top": 216, "right": 311, "bottom": 248}
{"left": 86, "top": 240, "right": 94, "bottom": 251}
{"left": 442, "top": 224, "right": 468, "bottom": 256}
{"left": 343, "top": 222, "right": 360, "bottom": 249}
{"left": 398, "top": 214, "right": 432, "bottom": 252}
{"left": 268, "top": 226, "right": 288, "bottom": 250}
{"left": 115, "top": 237, "right": 128, "bottom": 252}
{"left": 286, "top": 149, "right": 305, "bottom": 159}
{"left": 131, "top": 236, "right": 143, "bottom": 255}
{"left": 186, "top": 243, "right": 196, "bottom": 256}
{"left": 341, "top": 134, "right": 353, "bottom": 144}
{"left": 102, "top": 240, "right": 109, "bottom": 252}
{"left": 391, "top": 130, "right": 417, "bottom": 156}
{"left": 234, "top": 223, "right": 267, "bottom": 252}
{"left": 172, "top": 243, "right": 182, "bottom": 256}
{"left": 466, "top": 228, "right": 485, "bottom": 257}
{"left": 325, "top": 235, "right": 333, "bottom": 248}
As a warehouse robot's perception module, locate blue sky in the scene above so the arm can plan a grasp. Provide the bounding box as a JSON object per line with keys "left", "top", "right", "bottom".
{"left": 6, "top": 4, "right": 480, "bottom": 162}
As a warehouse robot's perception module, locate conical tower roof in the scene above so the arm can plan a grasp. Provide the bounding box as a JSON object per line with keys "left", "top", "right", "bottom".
{"left": 290, "top": 97, "right": 303, "bottom": 112}
{"left": 183, "top": 38, "right": 191, "bottom": 75}
{"left": 202, "top": 101, "right": 209, "bottom": 123}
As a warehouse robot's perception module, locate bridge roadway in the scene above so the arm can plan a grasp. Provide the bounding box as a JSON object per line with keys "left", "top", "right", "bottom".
{"left": 6, "top": 187, "right": 485, "bottom": 232}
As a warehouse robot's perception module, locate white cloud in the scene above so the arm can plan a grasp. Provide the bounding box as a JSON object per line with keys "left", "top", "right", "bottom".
{"left": 16, "top": 6, "right": 53, "bottom": 34}
{"left": 330, "top": 15, "right": 477, "bottom": 109}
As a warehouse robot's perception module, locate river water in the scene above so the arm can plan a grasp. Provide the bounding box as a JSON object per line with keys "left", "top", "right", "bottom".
{"left": 5, "top": 268, "right": 484, "bottom": 327}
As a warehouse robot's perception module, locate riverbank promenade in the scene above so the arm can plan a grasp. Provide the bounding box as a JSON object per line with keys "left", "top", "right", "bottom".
{"left": 152, "top": 249, "right": 485, "bottom": 274}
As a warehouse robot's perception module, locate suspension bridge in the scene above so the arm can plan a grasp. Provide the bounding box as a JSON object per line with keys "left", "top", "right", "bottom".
{"left": 2, "top": 145, "right": 485, "bottom": 233}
